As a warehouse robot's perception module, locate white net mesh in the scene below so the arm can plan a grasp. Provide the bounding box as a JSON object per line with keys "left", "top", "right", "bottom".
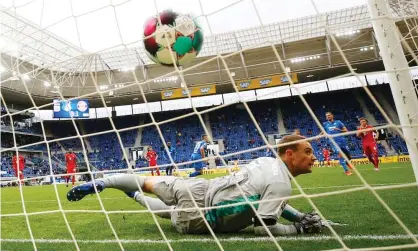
{"left": 1, "top": 0, "right": 418, "bottom": 250}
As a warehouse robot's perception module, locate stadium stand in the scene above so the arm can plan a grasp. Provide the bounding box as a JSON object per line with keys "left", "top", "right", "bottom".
{"left": 1, "top": 117, "right": 42, "bottom": 134}
{"left": 49, "top": 122, "right": 83, "bottom": 150}
{"left": 210, "top": 102, "right": 278, "bottom": 162}
{"left": 81, "top": 118, "right": 138, "bottom": 170}
{"left": 141, "top": 111, "right": 206, "bottom": 168}
{"left": 1, "top": 86, "right": 409, "bottom": 175}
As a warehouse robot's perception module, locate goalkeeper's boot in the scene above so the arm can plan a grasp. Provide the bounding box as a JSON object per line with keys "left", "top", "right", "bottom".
{"left": 67, "top": 180, "right": 105, "bottom": 201}
{"left": 345, "top": 171, "right": 353, "bottom": 176}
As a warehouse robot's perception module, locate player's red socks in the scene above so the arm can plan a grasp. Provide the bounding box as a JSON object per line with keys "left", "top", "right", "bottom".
{"left": 65, "top": 176, "right": 75, "bottom": 186}
{"left": 372, "top": 154, "right": 379, "bottom": 169}
{"left": 366, "top": 154, "right": 378, "bottom": 169}
{"left": 367, "top": 155, "right": 373, "bottom": 164}
{"left": 18, "top": 174, "right": 24, "bottom": 186}
{"left": 151, "top": 168, "right": 161, "bottom": 176}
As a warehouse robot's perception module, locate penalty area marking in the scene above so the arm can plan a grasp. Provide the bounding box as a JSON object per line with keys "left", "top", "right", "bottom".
{"left": 1, "top": 234, "right": 418, "bottom": 244}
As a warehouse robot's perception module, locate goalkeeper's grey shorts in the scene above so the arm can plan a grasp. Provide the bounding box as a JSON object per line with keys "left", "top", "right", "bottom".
{"left": 152, "top": 177, "right": 210, "bottom": 234}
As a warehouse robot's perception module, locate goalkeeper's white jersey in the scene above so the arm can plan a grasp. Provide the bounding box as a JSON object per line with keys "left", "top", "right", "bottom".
{"left": 205, "top": 157, "right": 292, "bottom": 232}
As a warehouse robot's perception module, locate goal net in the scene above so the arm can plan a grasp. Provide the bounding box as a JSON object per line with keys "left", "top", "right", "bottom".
{"left": 1, "top": 0, "right": 418, "bottom": 250}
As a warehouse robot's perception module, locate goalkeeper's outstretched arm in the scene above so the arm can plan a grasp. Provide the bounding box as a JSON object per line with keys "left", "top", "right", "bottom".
{"left": 254, "top": 212, "right": 323, "bottom": 235}
{"left": 281, "top": 204, "right": 305, "bottom": 222}
{"left": 252, "top": 182, "right": 322, "bottom": 236}
{"left": 254, "top": 205, "right": 323, "bottom": 235}
{"left": 254, "top": 218, "right": 299, "bottom": 235}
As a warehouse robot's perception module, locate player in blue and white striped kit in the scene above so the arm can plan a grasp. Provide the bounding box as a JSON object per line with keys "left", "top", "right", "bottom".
{"left": 189, "top": 134, "right": 209, "bottom": 177}
{"left": 321, "top": 112, "right": 354, "bottom": 176}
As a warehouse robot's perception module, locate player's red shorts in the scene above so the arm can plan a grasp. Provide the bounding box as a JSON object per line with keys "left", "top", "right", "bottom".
{"left": 324, "top": 155, "right": 330, "bottom": 161}
{"left": 67, "top": 166, "right": 76, "bottom": 174}
{"left": 363, "top": 144, "right": 378, "bottom": 156}
{"left": 149, "top": 161, "right": 157, "bottom": 167}
{"left": 13, "top": 168, "right": 24, "bottom": 179}
{"left": 13, "top": 168, "right": 23, "bottom": 178}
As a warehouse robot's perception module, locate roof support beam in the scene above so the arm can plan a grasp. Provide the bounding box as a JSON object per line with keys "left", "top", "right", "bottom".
{"left": 214, "top": 37, "right": 223, "bottom": 83}
{"left": 79, "top": 56, "right": 94, "bottom": 95}
{"left": 371, "top": 31, "right": 379, "bottom": 60}
{"left": 239, "top": 52, "right": 248, "bottom": 79}
{"left": 135, "top": 50, "right": 150, "bottom": 92}
{"left": 144, "top": 66, "right": 151, "bottom": 93}
{"left": 216, "top": 56, "right": 223, "bottom": 83}
{"left": 233, "top": 34, "right": 249, "bottom": 79}
{"left": 325, "top": 15, "right": 332, "bottom": 68}
{"left": 280, "top": 43, "right": 286, "bottom": 60}
{"left": 325, "top": 36, "right": 332, "bottom": 67}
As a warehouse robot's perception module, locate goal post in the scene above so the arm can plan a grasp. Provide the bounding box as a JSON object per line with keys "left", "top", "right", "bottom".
{"left": 367, "top": 0, "right": 418, "bottom": 183}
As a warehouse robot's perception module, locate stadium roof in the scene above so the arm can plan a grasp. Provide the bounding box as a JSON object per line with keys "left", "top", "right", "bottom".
{"left": 1, "top": 0, "right": 417, "bottom": 108}
{"left": 0, "top": 1, "right": 373, "bottom": 72}
{"left": 1, "top": 0, "right": 415, "bottom": 72}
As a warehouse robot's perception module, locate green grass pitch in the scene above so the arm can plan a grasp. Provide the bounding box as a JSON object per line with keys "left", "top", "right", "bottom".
{"left": 1, "top": 162, "right": 418, "bottom": 251}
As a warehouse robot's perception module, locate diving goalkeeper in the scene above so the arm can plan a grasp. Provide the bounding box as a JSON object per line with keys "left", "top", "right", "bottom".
{"left": 67, "top": 135, "right": 322, "bottom": 235}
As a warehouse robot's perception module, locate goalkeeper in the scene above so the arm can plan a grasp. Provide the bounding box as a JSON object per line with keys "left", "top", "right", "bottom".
{"left": 67, "top": 135, "right": 322, "bottom": 235}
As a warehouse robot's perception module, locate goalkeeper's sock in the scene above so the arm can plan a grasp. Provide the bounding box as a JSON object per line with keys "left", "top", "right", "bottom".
{"left": 338, "top": 157, "right": 349, "bottom": 172}
{"left": 100, "top": 174, "right": 146, "bottom": 192}
{"left": 189, "top": 170, "right": 202, "bottom": 177}
{"left": 156, "top": 169, "right": 160, "bottom": 176}
{"left": 134, "top": 193, "right": 172, "bottom": 219}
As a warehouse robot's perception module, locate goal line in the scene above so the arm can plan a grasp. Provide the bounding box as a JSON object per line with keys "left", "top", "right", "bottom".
{"left": 2, "top": 234, "right": 418, "bottom": 244}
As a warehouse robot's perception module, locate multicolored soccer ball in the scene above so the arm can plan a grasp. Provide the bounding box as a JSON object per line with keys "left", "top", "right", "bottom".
{"left": 143, "top": 10, "right": 204, "bottom": 66}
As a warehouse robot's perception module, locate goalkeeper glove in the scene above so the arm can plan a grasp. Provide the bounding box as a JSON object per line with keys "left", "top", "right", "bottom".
{"left": 294, "top": 211, "right": 323, "bottom": 234}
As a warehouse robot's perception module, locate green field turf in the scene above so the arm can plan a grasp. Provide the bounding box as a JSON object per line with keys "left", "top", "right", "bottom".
{"left": 1, "top": 162, "right": 418, "bottom": 251}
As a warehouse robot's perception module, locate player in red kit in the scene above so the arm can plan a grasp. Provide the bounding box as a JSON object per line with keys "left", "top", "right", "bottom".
{"left": 65, "top": 150, "right": 77, "bottom": 187}
{"left": 145, "top": 146, "right": 160, "bottom": 176}
{"left": 356, "top": 118, "right": 379, "bottom": 171}
{"left": 322, "top": 148, "right": 330, "bottom": 166}
{"left": 12, "top": 154, "right": 25, "bottom": 185}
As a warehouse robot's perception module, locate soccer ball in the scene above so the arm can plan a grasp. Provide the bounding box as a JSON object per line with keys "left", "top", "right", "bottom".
{"left": 143, "top": 10, "right": 204, "bottom": 66}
